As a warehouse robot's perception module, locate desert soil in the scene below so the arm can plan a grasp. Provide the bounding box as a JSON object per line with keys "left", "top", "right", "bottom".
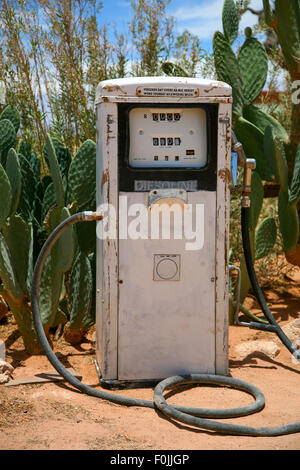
{"left": 0, "top": 270, "right": 300, "bottom": 451}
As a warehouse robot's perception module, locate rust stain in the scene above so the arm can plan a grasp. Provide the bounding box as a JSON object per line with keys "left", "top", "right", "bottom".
{"left": 218, "top": 168, "right": 231, "bottom": 185}
{"left": 103, "top": 84, "right": 127, "bottom": 94}
{"left": 101, "top": 169, "right": 109, "bottom": 192}
{"left": 204, "top": 85, "right": 219, "bottom": 93}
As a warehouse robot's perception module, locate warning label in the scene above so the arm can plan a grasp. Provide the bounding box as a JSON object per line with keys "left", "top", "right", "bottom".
{"left": 137, "top": 87, "right": 199, "bottom": 97}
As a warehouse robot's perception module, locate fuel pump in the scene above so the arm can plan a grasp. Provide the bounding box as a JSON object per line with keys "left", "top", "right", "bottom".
{"left": 30, "top": 77, "right": 300, "bottom": 436}
{"left": 95, "top": 77, "right": 231, "bottom": 385}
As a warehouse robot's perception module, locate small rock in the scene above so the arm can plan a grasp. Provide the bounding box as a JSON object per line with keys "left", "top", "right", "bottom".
{"left": 235, "top": 340, "right": 281, "bottom": 359}
{"left": 0, "top": 359, "right": 14, "bottom": 384}
{"left": 0, "top": 358, "right": 14, "bottom": 375}
{"left": 281, "top": 318, "right": 300, "bottom": 344}
{"left": 0, "top": 373, "right": 10, "bottom": 384}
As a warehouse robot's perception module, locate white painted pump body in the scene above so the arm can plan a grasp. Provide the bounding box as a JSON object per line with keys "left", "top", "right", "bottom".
{"left": 95, "top": 77, "right": 232, "bottom": 385}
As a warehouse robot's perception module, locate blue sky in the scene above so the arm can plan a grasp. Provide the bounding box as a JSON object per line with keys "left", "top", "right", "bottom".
{"left": 100, "top": 0, "right": 264, "bottom": 52}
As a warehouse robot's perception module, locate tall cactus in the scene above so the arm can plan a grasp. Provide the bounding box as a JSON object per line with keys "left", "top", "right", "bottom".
{"left": 262, "top": 0, "right": 300, "bottom": 264}
{"left": 41, "top": 133, "right": 97, "bottom": 342}
{"left": 213, "top": 0, "right": 300, "bottom": 267}
{"left": 0, "top": 103, "right": 97, "bottom": 352}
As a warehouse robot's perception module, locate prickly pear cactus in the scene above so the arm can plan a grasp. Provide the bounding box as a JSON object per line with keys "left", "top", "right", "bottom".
{"left": 43, "top": 136, "right": 71, "bottom": 177}
{"left": 68, "top": 250, "right": 93, "bottom": 331}
{"left": 67, "top": 139, "right": 96, "bottom": 206}
{"left": 6, "top": 149, "right": 22, "bottom": 217}
{"left": 255, "top": 217, "right": 277, "bottom": 260}
{"left": 44, "top": 134, "right": 65, "bottom": 207}
{"left": 212, "top": 1, "right": 287, "bottom": 181}
{"left": 41, "top": 134, "right": 97, "bottom": 342}
{"left": 161, "top": 61, "right": 189, "bottom": 77}
{"left": 237, "top": 32, "right": 268, "bottom": 105}
{"left": 222, "top": 0, "right": 239, "bottom": 45}
{"left": 289, "top": 143, "right": 300, "bottom": 207}
{"left": 0, "top": 105, "right": 20, "bottom": 133}
{"left": 0, "top": 108, "right": 98, "bottom": 350}
{"left": 0, "top": 119, "right": 16, "bottom": 166}
{"left": 212, "top": 0, "right": 300, "bottom": 268}
{"left": 0, "top": 163, "right": 12, "bottom": 228}
{"left": 213, "top": 31, "right": 244, "bottom": 118}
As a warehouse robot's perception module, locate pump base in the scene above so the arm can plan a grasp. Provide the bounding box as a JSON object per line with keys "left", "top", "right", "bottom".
{"left": 94, "top": 359, "right": 161, "bottom": 390}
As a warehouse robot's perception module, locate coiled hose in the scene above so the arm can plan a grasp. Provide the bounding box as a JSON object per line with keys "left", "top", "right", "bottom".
{"left": 30, "top": 210, "right": 300, "bottom": 436}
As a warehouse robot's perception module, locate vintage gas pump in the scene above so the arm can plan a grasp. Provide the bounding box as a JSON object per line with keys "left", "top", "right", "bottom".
{"left": 30, "top": 77, "right": 300, "bottom": 436}
{"left": 94, "top": 77, "right": 232, "bottom": 386}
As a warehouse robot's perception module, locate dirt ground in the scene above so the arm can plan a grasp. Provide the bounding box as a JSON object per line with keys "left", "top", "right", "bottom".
{"left": 0, "top": 270, "right": 300, "bottom": 451}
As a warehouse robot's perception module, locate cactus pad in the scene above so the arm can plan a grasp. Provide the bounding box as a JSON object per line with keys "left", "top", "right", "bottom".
{"left": 0, "top": 232, "right": 23, "bottom": 301}
{"left": 243, "top": 105, "right": 288, "bottom": 143}
{"left": 2, "top": 214, "right": 30, "bottom": 295}
{"left": 41, "top": 182, "right": 57, "bottom": 224}
{"left": 238, "top": 37, "right": 268, "bottom": 105}
{"left": 0, "top": 119, "right": 16, "bottom": 166}
{"left": 67, "top": 139, "right": 96, "bottom": 206}
{"left": 0, "top": 105, "right": 20, "bottom": 133}
{"left": 75, "top": 197, "right": 96, "bottom": 254}
{"left": 6, "top": 149, "right": 22, "bottom": 217}
{"left": 0, "top": 163, "right": 12, "bottom": 228}
{"left": 44, "top": 134, "right": 65, "bottom": 207}
{"left": 44, "top": 137, "right": 71, "bottom": 176}
{"left": 273, "top": 136, "right": 289, "bottom": 193}
{"left": 222, "top": 0, "right": 239, "bottom": 44}
{"left": 69, "top": 251, "right": 92, "bottom": 330}
{"left": 234, "top": 116, "right": 272, "bottom": 181}
{"left": 213, "top": 31, "right": 244, "bottom": 117}
{"left": 38, "top": 253, "right": 64, "bottom": 328}
{"left": 18, "top": 153, "right": 36, "bottom": 221}
{"left": 54, "top": 207, "right": 75, "bottom": 273}
{"left": 263, "top": 126, "right": 279, "bottom": 183}
{"left": 289, "top": 142, "right": 300, "bottom": 207}
{"left": 255, "top": 217, "right": 277, "bottom": 260}
{"left": 161, "top": 61, "right": 189, "bottom": 77}
{"left": 278, "top": 190, "right": 299, "bottom": 255}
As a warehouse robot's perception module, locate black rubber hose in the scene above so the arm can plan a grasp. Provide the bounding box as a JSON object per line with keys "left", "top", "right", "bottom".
{"left": 30, "top": 210, "right": 300, "bottom": 436}
{"left": 241, "top": 206, "right": 300, "bottom": 362}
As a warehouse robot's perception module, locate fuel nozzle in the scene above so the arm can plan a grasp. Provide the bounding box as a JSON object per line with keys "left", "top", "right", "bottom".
{"left": 231, "top": 131, "right": 256, "bottom": 207}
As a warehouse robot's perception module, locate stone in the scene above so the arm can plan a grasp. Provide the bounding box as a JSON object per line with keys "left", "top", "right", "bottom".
{"left": 281, "top": 318, "right": 300, "bottom": 344}
{"left": 235, "top": 340, "right": 281, "bottom": 359}
{"left": 0, "top": 359, "right": 14, "bottom": 384}
{"left": 0, "top": 358, "right": 14, "bottom": 374}
{"left": 0, "top": 374, "right": 10, "bottom": 384}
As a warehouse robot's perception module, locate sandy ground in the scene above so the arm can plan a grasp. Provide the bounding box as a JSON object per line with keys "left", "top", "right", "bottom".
{"left": 0, "top": 273, "right": 299, "bottom": 451}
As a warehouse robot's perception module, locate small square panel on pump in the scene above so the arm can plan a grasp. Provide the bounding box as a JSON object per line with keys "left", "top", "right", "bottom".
{"left": 128, "top": 107, "right": 207, "bottom": 168}
{"left": 153, "top": 254, "right": 180, "bottom": 281}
